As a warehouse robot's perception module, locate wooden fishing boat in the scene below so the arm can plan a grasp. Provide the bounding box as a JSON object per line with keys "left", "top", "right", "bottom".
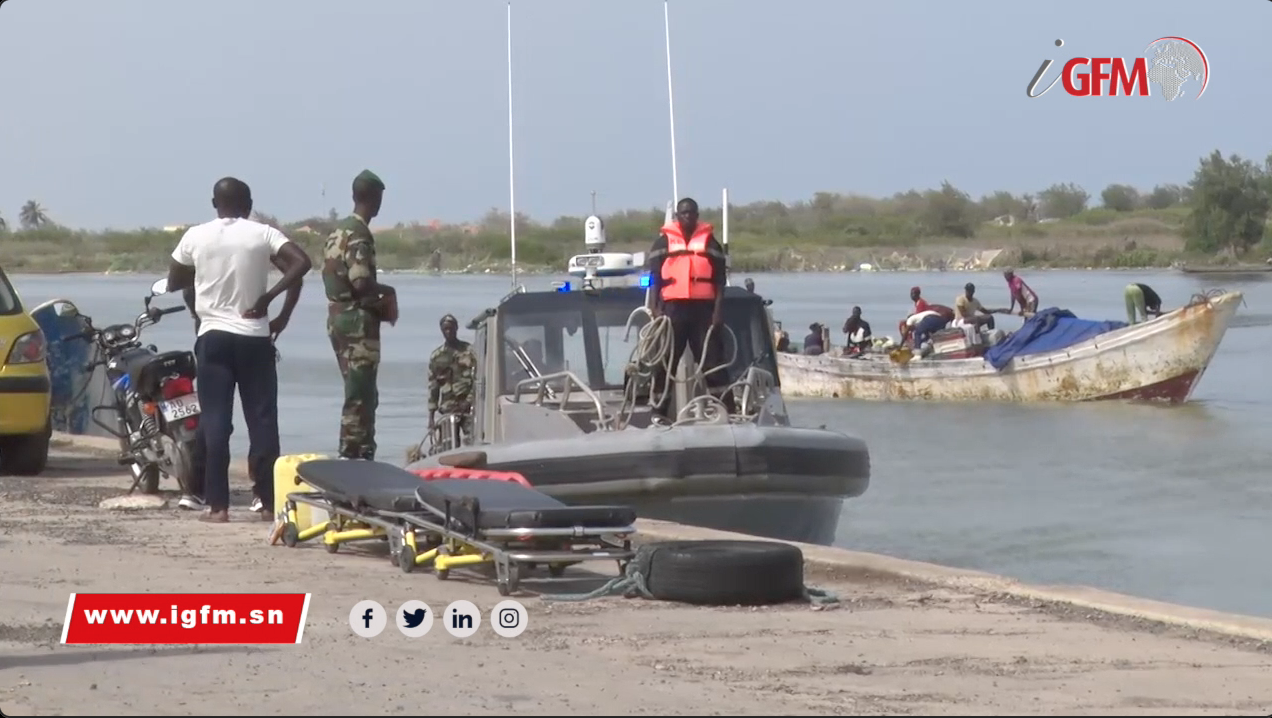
{"left": 1177, "top": 263, "right": 1272, "bottom": 275}
{"left": 775, "top": 290, "right": 1242, "bottom": 403}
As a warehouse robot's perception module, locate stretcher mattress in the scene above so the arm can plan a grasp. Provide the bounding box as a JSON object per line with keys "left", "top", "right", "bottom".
{"left": 295, "top": 459, "right": 637, "bottom": 531}
{"left": 415, "top": 479, "right": 636, "bottom": 531}
{"left": 296, "top": 460, "right": 428, "bottom": 513}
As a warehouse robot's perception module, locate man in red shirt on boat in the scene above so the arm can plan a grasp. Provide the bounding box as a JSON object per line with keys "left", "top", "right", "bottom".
{"left": 909, "top": 286, "right": 931, "bottom": 314}
{"left": 1003, "top": 269, "right": 1039, "bottom": 317}
{"left": 646, "top": 197, "right": 734, "bottom": 419}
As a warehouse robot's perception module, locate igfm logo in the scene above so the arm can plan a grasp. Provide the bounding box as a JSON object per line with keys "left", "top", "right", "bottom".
{"left": 1027, "top": 37, "right": 1209, "bottom": 101}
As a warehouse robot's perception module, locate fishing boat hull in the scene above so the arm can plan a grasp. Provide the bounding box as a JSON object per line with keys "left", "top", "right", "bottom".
{"left": 1178, "top": 265, "right": 1272, "bottom": 276}
{"left": 776, "top": 290, "right": 1242, "bottom": 403}
{"left": 409, "top": 423, "right": 869, "bottom": 546}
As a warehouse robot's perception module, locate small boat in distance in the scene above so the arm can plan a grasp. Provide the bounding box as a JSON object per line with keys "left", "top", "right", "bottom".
{"left": 1176, "top": 262, "right": 1272, "bottom": 278}
{"left": 775, "top": 290, "right": 1243, "bottom": 404}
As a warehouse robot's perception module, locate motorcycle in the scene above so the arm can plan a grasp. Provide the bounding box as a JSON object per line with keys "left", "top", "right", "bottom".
{"left": 65, "top": 278, "right": 200, "bottom": 494}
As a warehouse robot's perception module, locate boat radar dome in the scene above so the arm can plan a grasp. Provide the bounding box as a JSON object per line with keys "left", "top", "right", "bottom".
{"left": 584, "top": 215, "right": 606, "bottom": 253}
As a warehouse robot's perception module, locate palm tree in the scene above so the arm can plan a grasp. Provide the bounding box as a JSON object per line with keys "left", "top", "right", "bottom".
{"left": 18, "top": 200, "right": 50, "bottom": 230}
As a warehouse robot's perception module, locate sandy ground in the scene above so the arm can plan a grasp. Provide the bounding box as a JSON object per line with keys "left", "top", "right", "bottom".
{"left": 2, "top": 447, "right": 1271, "bottom": 716}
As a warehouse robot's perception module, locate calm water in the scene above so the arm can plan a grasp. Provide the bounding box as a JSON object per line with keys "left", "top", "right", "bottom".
{"left": 13, "top": 269, "right": 1272, "bottom": 618}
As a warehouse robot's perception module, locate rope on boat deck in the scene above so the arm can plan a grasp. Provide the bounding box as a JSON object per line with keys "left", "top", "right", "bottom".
{"left": 1187, "top": 287, "right": 1246, "bottom": 311}
{"left": 616, "top": 306, "right": 768, "bottom": 430}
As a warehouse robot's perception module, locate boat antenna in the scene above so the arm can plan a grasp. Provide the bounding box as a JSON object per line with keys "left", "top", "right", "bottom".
{"left": 722, "top": 187, "right": 730, "bottom": 285}
{"left": 591, "top": 190, "right": 597, "bottom": 215}
{"left": 663, "top": 0, "right": 679, "bottom": 206}
{"left": 506, "top": 0, "right": 518, "bottom": 289}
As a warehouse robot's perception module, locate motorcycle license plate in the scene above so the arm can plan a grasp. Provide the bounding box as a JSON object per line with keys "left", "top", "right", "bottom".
{"left": 159, "top": 394, "right": 201, "bottom": 421}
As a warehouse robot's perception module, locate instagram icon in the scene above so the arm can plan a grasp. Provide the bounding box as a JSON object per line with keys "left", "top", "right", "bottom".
{"left": 490, "top": 600, "right": 528, "bottom": 638}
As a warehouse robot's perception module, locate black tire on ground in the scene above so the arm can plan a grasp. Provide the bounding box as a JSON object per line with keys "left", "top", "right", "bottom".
{"left": 0, "top": 418, "right": 52, "bottom": 476}
{"left": 639, "top": 540, "right": 807, "bottom": 606}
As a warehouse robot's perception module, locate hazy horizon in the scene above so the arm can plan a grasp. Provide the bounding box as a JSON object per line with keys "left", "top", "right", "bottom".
{"left": 0, "top": 0, "right": 1264, "bottom": 231}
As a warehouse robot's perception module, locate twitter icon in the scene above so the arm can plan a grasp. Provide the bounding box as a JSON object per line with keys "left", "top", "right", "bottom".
{"left": 397, "top": 600, "right": 433, "bottom": 638}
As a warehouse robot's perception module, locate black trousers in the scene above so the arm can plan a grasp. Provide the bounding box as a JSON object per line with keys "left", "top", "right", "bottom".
{"left": 188, "top": 421, "right": 261, "bottom": 499}
{"left": 655, "top": 299, "right": 733, "bottom": 417}
{"left": 195, "top": 330, "right": 279, "bottom": 512}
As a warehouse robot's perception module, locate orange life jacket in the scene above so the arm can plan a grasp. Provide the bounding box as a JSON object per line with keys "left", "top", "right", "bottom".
{"left": 659, "top": 221, "right": 718, "bottom": 301}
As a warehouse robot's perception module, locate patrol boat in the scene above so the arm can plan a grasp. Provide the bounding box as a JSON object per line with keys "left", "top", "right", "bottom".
{"left": 405, "top": 213, "right": 871, "bottom": 546}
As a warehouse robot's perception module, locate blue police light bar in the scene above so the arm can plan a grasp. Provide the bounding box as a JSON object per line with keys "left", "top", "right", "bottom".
{"left": 556, "top": 281, "right": 571, "bottom": 292}
{"left": 638, "top": 273, "right": 651, "bottom": 288}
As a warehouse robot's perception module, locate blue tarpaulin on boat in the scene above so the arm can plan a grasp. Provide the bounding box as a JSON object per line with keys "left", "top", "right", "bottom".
{"left": 984, "top": 307, "right": 1128, "bottom": 370}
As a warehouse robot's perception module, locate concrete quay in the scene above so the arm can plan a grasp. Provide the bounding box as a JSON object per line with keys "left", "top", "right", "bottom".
{"left": 0, "top": 434, "right": 1268, "bottom": 715}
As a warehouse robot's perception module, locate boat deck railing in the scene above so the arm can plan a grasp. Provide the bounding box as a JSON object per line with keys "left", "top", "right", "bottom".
{"left": 511, "top": 370, "right": 617, "bottom": 430}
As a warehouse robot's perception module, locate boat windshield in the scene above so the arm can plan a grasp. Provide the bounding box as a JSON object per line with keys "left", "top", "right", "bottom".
{"left": 498, "top": 287, "right": 779, "bottom": 395}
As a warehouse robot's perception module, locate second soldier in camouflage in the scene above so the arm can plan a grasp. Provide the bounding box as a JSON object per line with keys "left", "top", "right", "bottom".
{"left": 428, "top": 313, "right": 477, "bottom": 446}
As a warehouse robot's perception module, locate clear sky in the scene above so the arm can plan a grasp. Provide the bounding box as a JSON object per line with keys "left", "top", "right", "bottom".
{"left": 0, "top": 0, "right": 1265, "bottom": 230}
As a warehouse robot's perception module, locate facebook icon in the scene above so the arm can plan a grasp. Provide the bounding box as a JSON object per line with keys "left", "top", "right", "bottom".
{"left": 349, "top": 600, "right": 386, "bottom": 638}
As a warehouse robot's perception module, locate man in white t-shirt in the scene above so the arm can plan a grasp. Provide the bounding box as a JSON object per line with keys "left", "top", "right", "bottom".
{"left": 166, "top": 177, "right": 312, "bottom": 523}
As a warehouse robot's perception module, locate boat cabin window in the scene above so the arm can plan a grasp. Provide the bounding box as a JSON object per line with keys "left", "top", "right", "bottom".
{"left": 502, "top": 310, "right": 590, "bottom": 392}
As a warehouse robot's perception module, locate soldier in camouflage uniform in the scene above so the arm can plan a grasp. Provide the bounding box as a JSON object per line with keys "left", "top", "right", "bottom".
{"left": 322, "top": 170, "right": 396, "bottom": 460}
{"left": 427, "top": 314, "right": 477, "bottom": 447}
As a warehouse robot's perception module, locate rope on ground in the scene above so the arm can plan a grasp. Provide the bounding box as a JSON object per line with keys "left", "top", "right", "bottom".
{"left": 802, "top": 586, "right": 840, "bottom": 606}
{"left": 540, "top": 561, "right": 655, "bottom": 602}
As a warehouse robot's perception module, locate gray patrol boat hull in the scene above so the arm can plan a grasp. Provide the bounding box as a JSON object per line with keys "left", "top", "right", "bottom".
{"left": 409, "top": 422, "right": 869, "bottom": 546}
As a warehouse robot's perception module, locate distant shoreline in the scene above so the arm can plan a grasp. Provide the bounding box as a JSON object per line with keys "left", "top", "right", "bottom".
{"left": 8, "top": 265, "right": 1204, "bottom": 278}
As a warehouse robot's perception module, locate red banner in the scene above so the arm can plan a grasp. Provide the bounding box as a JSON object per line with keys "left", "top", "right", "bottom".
{"left": 60, "top": 593, "right": 311, "bottom": 644}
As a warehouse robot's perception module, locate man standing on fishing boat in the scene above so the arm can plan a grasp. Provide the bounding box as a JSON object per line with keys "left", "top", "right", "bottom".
{"left": 1004, "top": 269, "right": 1039, "bottom": 317}
{"left": 646, "top": 197, "right": 734, "bottom": 419}
{"left": 1124, "top": 282, "right": 1164, "bottom": 324}
{"left": 323, "top": 170, "right": 397, "bottom": 461}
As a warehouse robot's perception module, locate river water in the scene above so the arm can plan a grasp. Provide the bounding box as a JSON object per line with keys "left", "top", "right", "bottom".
{"left": 12, "top": 268, "right": 1272, "bottom": 618}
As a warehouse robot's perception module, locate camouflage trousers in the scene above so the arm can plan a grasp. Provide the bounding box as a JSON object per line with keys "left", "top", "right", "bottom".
{"left": 328, "top": 310, "right": 381, "bottom": 460}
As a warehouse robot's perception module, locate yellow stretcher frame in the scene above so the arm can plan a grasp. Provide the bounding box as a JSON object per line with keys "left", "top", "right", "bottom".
{"left": 279, "top": 490, "right": 636, "bottom": 597}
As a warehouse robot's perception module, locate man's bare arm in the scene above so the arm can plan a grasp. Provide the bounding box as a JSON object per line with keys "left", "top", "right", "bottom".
{"left": 260, "top": 243, "right": 312, "bottom": 307}
{"left": 270, "top": 255, "right": 304, "bottom": 323}
{"left": 168, "top": 261, "right": 195, "bottom": 292}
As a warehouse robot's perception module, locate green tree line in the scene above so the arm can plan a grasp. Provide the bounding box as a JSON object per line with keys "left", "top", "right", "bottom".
{"left": 2, "top": 149, "right": 1270, "bottom": 273}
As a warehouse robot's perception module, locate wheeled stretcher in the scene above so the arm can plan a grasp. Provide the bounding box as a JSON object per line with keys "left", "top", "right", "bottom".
{"left": 278, "top": 458, "right": 637, "bottom": 596}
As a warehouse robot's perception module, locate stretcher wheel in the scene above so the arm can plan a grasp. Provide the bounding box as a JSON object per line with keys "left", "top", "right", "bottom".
{"left": 324, "top": 540, "right": 340, "bottom": 554}
{"left": 398, "top": 545, "right": 417, "bottom": 574}
{"left": 435, "top": 567, "right": 449, "bottom": 581}
{"left": 282, "top": 523, "right": 299, "bottom": 548}
{"left": 498, "top": 565, "right": 521, "bottom": 597}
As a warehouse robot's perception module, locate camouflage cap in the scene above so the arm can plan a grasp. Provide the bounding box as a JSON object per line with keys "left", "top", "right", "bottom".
{"left": 354, "top": 169, "right": 385, "bottom": 190}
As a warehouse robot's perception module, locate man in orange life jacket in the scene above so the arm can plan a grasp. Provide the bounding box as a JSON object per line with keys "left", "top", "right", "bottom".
{"left": 646, "top": 197, "right": 734, "bottom": 419}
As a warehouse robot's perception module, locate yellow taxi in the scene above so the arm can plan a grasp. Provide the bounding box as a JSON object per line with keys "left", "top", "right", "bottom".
{"left": 0, "top": 265, "right": 52, "bottom": 475}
